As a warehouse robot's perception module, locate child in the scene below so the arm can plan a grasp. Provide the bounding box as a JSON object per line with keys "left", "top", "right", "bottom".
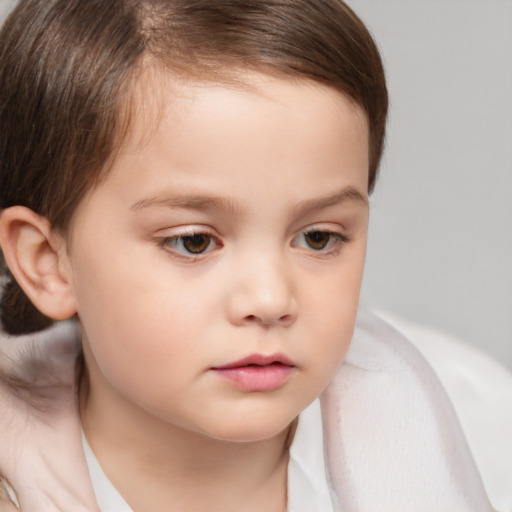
{"left": 0, "top": 1, "right": 508, "bottom": 511}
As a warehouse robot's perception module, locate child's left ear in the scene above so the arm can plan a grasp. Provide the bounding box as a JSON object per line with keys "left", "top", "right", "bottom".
{"left": 0, "top": 206, "right": 77, "bottom": 320}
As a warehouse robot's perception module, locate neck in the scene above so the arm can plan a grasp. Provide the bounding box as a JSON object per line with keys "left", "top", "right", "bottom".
{"left": 80, "top": 371, "right": 291, "bottom": 512}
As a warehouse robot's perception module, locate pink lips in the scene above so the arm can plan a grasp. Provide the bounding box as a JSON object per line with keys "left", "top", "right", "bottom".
{"left": 211, "top": 354, "right": 295, "bottom": 392}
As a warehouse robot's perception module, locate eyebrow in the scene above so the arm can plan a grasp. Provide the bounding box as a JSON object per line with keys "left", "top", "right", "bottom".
{"left": 290, "top": 187, "right": 368, "bottom": 218}
{"left": 130, "top": 193, "right": 243, "bottom": 216}
{"left": 130, "top": 186, "right": 367, "bottom": 217}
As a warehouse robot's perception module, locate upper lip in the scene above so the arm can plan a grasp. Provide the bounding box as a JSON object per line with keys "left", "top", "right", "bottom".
{"left": 212, "top": 353, "right": 296, "bottom": 369}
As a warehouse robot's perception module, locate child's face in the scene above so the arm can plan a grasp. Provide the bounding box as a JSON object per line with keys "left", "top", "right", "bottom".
{"left": 66, "top": 72, "right": 369, "bottom": 442}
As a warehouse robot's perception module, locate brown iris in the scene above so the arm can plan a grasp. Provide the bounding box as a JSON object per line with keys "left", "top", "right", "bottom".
{"left": 182, "top": 234, "right": 211, "bottom": 254}
{"left": 304, "top": 231, "right": 330, "bottom": 250}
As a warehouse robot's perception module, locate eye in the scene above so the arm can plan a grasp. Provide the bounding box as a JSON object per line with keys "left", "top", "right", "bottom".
{"left": 179, "top": 233, "right": 213, "bottom": 254}
{"left": 158, "top": 231, "right": 220, "bottom": 257}
{"left": 292, "top": 229, "right": 348, "bottom": 253}
{"left": 304, "top": 231, "right": 331, "bottom": 250}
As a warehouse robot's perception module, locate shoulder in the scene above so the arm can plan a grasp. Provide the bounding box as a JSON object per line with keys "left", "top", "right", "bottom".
{"left": 320, "top": 310, "right": 509, "bottom": 512}
{"left": 375, "top": 311, "right": 512, "bottom": 512}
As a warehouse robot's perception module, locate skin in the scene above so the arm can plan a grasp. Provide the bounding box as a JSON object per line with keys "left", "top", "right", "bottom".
{"left": 1, "top": 72, "right": 370, "bottom": 511}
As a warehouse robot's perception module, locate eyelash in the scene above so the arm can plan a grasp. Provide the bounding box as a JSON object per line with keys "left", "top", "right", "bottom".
{"left": 156, "top": 228, "right": 349, "bottom": 260}
{"left": 291, "top": 229, "right": 349, "bottom": 257}
{"left": 157, "top": 230, "right": 222, "bottom": 259}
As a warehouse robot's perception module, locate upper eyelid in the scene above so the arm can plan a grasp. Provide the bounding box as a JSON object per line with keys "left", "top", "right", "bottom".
{"left": 298, "top": 223, "right": 347, "bottom": 236}
{"left": 160, "top": 230, "right": 221, "bottom": 245}
{"left": 156, "top": 225, "right": 347, "bottom": 242}
{"left": 293, "top": 230, "right": 348, "bottom": 242}
{"left": 155, "top": 225, "right": 219, "bottom": 237}
{"left": 302, "top": 226, "right": 342, "bottom": 234}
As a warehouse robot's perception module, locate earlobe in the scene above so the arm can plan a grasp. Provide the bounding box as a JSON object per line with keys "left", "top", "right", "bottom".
{"left": 0, "top": 206, "right": 77, "bottom": 320}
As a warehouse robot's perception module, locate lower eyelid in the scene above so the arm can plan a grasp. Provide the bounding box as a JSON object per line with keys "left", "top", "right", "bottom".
{"left": 322, "top": 233, "right": 348, "bottom": 250}
{"left": 315, "top": 236, "right": 349, "bottom": 257}
{"left": 331, "top": 233, "right": 349, "bottom": 243}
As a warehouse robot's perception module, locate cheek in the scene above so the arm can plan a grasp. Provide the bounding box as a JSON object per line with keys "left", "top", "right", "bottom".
{"left": 69, "top": 249, "right": 182, "bottom": 383}
{"left": 72, "top": 243, "right": 224, "bottom": 381}
{"left": 79, "top": 297, "right": 203, "bottom": 422}
{"left": 297, "top": 250, "right": 365, "bottom": 402}
{"left": 307, "top": 241, "right": 366, "bottom": 318}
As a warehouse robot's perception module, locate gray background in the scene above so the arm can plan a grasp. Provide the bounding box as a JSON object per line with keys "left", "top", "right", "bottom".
{"left": 1, "top": 0, "right": 511, "bottom": 369}
{"left": 351, "top": 0, "right": 512, "bottom": 369}
{"left": 0, "top": 0, "right": 13, "bottom": 21}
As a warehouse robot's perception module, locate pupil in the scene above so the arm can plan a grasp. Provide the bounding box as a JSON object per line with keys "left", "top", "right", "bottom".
{"left": 183, "top": 234, "right": 210, "bottom": 253}
{"left": 305, "top": 231, "right": 329, "bottom": 250}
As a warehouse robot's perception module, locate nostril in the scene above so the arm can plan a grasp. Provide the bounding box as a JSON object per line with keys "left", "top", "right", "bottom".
{"left": 243, "top": 313, "right": 294, "bottom": 326}
{"left": 278, "top": 314, "right": 296, "bottom": 327}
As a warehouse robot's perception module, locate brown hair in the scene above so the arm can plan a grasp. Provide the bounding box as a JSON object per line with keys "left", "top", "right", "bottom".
{"left": 0, "top": 0, "right": 388, "bottom": 335}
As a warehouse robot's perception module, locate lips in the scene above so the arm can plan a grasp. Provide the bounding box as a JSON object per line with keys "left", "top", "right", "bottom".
{"left": 211, "top": 353, "right": 295, "bottom": 392}
{"left": 212, "top": 353, "right": 296, "bottom": 370}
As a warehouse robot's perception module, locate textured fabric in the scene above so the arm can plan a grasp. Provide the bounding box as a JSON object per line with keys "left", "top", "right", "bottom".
{"left": 321, "top": 311, "right": 498, "bottom": 512}
{"left": 1, "top": 310, "right": 510, "bottom": 511}
{"left": 376, "top": 310, "right": 512, "bottom": 512}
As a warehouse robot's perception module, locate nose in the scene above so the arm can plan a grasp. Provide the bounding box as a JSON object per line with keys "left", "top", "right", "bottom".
{"left": 226, "top": 253, "right": 298, "bottom": 328}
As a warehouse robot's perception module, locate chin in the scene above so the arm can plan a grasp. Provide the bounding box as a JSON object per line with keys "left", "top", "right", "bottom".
{"left": 203, "top": 414, "right": 296, "bottom": 444}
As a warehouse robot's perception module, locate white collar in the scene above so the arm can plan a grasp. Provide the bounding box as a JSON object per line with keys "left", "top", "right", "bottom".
{"left": 82, "top": 433, "right": 133, "bottom": 512}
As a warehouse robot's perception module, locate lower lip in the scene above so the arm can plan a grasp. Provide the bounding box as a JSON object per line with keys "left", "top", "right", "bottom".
{"left": 212, "top": 364, "right": 293, "bottom": 392}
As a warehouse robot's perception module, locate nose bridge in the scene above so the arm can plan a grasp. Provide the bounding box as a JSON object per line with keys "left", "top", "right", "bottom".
{"left": 227, "top": 244, "right": 298, "bottom": 327}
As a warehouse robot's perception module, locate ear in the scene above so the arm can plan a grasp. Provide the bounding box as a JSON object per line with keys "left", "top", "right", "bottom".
{"left": 0, "top": 206, "right": 77, "bottom": 320}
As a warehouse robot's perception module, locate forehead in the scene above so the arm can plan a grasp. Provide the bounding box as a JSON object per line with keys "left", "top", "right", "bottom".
{"left": 123, "top": 66, "right": 369, "bottom": 154}
{"left": 77, "top": 70, "right": 370, "bottom": 223}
